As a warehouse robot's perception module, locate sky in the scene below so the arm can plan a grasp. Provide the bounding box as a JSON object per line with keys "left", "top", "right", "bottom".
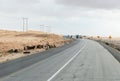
{"left": 0, "top": 0, "right": 120, "bottom": 37}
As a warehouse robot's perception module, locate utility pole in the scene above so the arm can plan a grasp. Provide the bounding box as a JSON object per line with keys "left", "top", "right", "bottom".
{"left": 26, "top": 18, "right": 28, "bottom": 32}
{"left": 45, "top": 26, "right": 47, "bottom": 33}
{"left": 46, "top": 26, "right": 51, "bottom": 34}
{"left": 40, "top": 25, "right": 44, "bottom": 32}
{"left": 22, "top": 17, "right": 28, "bottom": 32}
{"left": 23, "top": 18, "right": 25, "bottom": 32}
{"left": 48, "top": 26, "right": 51, "bottom": 34}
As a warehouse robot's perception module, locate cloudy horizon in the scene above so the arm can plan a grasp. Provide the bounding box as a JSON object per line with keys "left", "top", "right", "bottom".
{"left": 0, "top": 0, "right": 120, "bottom": 37}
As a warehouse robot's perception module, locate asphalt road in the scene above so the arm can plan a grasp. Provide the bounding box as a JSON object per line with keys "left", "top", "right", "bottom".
{"left": 1, "top": 39, "right": 120, "bottom": 81}
{"left": 0, "top": 39, "right": 79, "bottom": 78}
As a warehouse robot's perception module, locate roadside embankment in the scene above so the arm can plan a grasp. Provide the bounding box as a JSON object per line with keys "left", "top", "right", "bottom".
{"left": 0, "top": 30, "right": 74, "bottom": 63}
{"left": 95, "top": 39, "right": 120, "bottom": 62}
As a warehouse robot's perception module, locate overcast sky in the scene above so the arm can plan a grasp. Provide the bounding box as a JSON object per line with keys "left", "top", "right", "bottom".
{"left": 0, "top": 0, "right": 120, "bottom": 37}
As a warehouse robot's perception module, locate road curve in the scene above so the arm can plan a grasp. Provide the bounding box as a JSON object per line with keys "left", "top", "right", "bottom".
{"left": 1, "top": 39, "right": 120, "bottom": 81}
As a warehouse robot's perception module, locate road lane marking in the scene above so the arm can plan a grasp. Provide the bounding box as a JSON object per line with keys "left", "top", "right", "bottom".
{"left": 47, "top": 42, "right": 86, "bottom": 81}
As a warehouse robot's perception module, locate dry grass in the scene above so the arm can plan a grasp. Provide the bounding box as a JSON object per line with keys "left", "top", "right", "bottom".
{"left": 96, "top": 37, "right": 120, "bottom": 46}
{"left": 0, "top": 30, "right": 72, "bottom": 63}
{"left": 0, "top": 30, "right": 64, "bottom": 52}
{"left": 93, "top": 37, "right": 120, "bottom": 51}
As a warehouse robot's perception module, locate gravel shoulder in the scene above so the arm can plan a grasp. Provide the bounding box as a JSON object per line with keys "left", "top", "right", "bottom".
{"left": 96, "top": 40, "right": 120, "bottom": 62}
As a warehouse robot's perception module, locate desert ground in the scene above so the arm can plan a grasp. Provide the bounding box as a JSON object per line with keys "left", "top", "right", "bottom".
{"left": 93, "top": 37, "right": 120, "bottom": 52}
{"left": 0, "top": 30, "right": 73, "bottom": 63}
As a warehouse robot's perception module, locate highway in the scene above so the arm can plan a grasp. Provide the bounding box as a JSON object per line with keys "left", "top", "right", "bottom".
{"left": 0, "top": 39, "right": 120, "bottom": 81}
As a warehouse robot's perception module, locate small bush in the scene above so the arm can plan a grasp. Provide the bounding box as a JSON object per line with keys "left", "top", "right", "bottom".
{"left": 105, "top": 42, "right": 110, "bottom": 45}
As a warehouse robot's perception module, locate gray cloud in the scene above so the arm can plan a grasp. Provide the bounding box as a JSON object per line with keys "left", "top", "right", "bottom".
{"left": 0, "top": 0, "right": 82, "bottom": 18}
{"left": 0, "top": 0, "right": 120, "bottom": 36}
{"left": 56, "top": 0, "right": 120, "bottom": 9}
{"left": 0, "top": 0, "right": 40, "bottom": 13}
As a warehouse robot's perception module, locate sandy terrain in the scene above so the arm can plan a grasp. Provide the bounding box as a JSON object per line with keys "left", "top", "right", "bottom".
{"left": 0, "top": 30, "right": 72, "bottom": 63}
{"left": 93, "top": 37, "right": 120, "bottom": 52}
{"left": 94, "top": 37, "right": 120, "bottom": 46}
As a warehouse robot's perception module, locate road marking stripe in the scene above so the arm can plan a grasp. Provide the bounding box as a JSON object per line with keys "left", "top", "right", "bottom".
{"left": 47, "top": 42, "right": 86, "bottom": 81}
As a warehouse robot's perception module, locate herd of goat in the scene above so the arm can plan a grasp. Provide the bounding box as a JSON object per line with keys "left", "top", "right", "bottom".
{"left": 7, "top": 43, "right": 56, "bottom": 54}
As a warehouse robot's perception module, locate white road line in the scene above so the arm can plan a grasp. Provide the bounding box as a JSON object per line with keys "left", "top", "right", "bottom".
{"left": 47, "top": 42, "right": 86, "bottom": 81}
